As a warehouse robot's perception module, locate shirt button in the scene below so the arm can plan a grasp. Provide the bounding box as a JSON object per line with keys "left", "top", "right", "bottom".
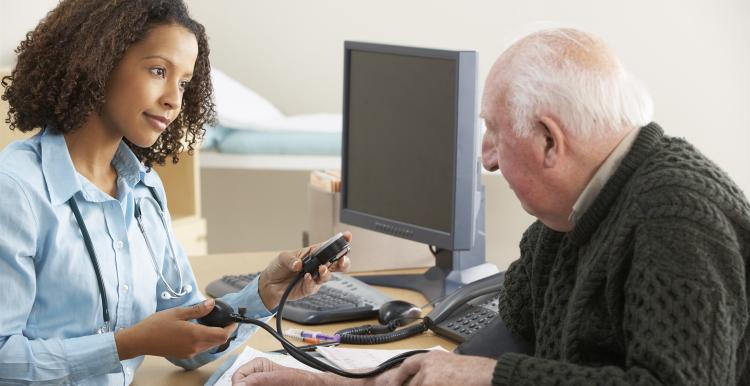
{"left": 114, "top": 240, "right": 124, "bottom": 249}
{"left": 122, "top": 284, "right": 129, "bottom": 293}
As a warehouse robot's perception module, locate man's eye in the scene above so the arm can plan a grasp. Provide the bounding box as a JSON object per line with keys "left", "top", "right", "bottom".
{"left": 150, "top": 67, "right": 166, "bottom": 78}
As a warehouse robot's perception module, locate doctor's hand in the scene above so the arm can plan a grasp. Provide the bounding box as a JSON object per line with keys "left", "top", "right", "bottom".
{"left": 115, "top": 298, "right": 236, "bottom": 360}
{"left": 258, "top": 231, "right": 352, "bottom": 310}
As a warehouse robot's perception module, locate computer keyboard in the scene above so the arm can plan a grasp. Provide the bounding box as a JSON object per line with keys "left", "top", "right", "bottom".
{"left": 205, "top": 272, "right": 393, "bottom": 325}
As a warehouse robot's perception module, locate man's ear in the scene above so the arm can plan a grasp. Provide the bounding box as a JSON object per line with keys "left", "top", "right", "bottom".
{"left": 538, "top": 116, "right": 566, "bottom": 168}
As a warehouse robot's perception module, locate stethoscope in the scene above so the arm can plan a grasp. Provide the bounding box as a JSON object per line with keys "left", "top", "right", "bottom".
{"left": 67, "top": 186, "right": 191, "bottom": 334}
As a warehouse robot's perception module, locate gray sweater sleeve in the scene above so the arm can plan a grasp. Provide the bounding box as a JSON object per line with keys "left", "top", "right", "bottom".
{"left": 497, "top": 224, "right": 538, "bottom": 344}
{"left": 492, "top": 216, "right": 747, "bottom": 386}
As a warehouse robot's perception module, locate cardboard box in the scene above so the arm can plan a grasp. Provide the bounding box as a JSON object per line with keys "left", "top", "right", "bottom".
{"left": 306, "top": 184, "right": 435, "bottom": 272}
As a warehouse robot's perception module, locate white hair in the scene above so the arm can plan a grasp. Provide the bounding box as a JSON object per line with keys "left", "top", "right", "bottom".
{"left": 494, "top": 28, "right": 654, "bottom": 138}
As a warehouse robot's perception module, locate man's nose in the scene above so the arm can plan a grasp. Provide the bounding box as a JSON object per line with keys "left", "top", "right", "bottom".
{"left": 481, "top": 132, "right": 499, "bottom": 172}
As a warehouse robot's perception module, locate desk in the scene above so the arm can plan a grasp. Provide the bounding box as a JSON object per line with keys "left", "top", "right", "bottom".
{"left": 132, "top": 252, "right": 456, "bottom": 385}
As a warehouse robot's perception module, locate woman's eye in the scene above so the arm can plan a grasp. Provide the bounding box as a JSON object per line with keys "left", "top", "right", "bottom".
{"left": 179, "top": 80, "right": 190, "bottom": 91}
{"left": 150, "top": 67, "right": 166, "bottom": 78}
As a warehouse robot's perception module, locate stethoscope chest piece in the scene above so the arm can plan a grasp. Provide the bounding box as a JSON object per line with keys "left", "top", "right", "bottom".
{"left": 161, "top": 285, "right": 193, "bottom": 300}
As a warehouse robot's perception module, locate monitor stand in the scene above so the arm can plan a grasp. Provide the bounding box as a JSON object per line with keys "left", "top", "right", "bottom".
{"left": 354, "top": 188, "right": 497, "bottom": 302}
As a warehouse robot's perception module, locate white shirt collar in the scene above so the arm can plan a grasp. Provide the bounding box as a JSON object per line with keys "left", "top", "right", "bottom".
{"left": 569, "top": 127, "right": 641, "bottom": 225}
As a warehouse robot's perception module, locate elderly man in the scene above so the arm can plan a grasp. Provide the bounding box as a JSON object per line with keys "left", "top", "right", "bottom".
{"left": 230, "top": 28, "right": 750, "bottom": 386}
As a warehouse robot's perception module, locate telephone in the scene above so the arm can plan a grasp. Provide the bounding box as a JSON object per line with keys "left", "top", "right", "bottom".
{"left": 334, "top": 272, "right": 504, "bottom": 345}
{"left": 277, "top": 268, "right": 529, "bottom": 359}
{"left": 425, "top": 271, "right": 504, "bottom": 342}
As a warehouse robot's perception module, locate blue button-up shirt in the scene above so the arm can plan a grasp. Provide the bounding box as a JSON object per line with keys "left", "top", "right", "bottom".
{"left": 0, "top": 130, "right": 273, "bottom": 385}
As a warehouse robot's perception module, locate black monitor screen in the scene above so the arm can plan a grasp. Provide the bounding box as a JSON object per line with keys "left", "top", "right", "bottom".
{"left": 345, "top": 50, "right": 456, "bottom": 233}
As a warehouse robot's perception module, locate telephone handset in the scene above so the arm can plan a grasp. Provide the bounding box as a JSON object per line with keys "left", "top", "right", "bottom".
{"left": 425, "top": 271, "right": 505, "bottom": 342}
{"left": 335, "top": 271, "right": 506, "bottom": 345}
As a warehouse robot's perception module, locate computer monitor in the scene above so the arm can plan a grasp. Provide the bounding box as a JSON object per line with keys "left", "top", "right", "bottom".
{"left": 341, "top": 41, "right": 497, "bottom": 301}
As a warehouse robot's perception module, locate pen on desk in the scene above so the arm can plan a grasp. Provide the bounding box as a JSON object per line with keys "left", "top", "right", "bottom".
{"left": 269, "top": 340, "right": 340, "bottom": 354}
{"left": 284, "top": 328, "right": 340, "bottom": 344}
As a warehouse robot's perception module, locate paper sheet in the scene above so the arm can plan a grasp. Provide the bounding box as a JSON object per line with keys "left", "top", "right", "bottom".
{"left": 213, "top": 346, "right": 321, "bottom": 386}
{"left": 214, "top": 345, "right": 448, "bottom": 385}
{"left": 315, "top": 345, "right": 448, "bottom": 371}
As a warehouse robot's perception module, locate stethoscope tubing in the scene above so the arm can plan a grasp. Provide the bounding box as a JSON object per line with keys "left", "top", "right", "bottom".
{"left": 67, "top": 196, "right": 112, "bottom": 332}
{"left": 68, "top": 186, "right": 189, "bottom": 333}
{"left": 268, "top": 273, "right": 429, "bottom": 378}
{"left": 135, "top": 195, "right": 190, "bottom": 299}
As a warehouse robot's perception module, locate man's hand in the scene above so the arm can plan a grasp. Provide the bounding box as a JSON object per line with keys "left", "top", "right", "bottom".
{"left": 115, "top": 299, "right": 237, "bottom": 360}
{"left": 231, "top": 357, "right": 362, "bottom": 386}
{"left": 258, "top": 232, "right": 352, "bottom": 310}
{"left": 374, "top": 351, "right": 495, "bottom": 386}
{"left": 229, "top": 351, "right": 495, "bottom": 386}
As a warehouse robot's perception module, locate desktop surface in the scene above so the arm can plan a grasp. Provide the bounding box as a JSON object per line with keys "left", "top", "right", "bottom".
{"left": 131, "top": 252, "right": 456, "bottom": 386}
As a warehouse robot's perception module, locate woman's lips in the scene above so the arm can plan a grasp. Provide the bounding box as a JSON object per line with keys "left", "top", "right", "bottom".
{"left": 144, "top": 113, "right": 169, "bottom": 131}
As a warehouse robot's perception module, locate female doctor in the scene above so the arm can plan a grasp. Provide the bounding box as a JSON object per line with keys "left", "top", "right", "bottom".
{"left": 0, "top": 0, "right": 350, "bottom": 384}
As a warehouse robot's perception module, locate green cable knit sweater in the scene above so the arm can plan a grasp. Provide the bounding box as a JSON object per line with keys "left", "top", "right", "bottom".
{"left": 493, "top": 123, "right": 750, "bottom": 385}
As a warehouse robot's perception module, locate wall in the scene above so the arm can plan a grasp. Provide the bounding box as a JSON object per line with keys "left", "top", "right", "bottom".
{"left": 0, "top": 1, "right": 58, "bottom": 66}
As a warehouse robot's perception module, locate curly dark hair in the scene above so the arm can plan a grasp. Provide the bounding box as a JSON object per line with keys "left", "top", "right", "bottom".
{"left": 0, "top": 0, "right": 215, "bottom": 168}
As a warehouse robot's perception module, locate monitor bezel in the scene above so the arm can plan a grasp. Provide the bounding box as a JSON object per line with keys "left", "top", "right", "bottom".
{"left": 340, "top": 41, "right": 478, "bottom": 251}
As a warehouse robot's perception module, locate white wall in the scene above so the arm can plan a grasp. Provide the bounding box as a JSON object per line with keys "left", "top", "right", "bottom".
{"left": 0, "top": 0, "right": 58, "bottom": 67}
